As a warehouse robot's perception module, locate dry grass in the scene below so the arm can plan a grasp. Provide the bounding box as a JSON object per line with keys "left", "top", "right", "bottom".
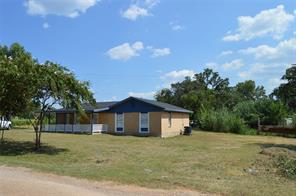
{"left": 0, "top": 128, "right": 296, "bottom": 196}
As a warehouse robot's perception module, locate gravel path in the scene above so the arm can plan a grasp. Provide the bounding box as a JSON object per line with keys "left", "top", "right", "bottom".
{"left": 0, "top": 166, "right": 212, "bottom": 196}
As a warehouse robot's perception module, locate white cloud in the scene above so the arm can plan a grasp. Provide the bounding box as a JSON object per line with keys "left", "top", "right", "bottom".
{"left": 161, "top": 69, "right": 195, "bottom": 87}
{"left": 238, "top": 63, "right": 267, "bottom": 79}
{"left": 222, "top": 59, "right": 244, "bottom": 70}
{"left": 161, "top": 70, "right": 195, "bottom": 80}
{"left": 268, "top": 78, "right": 282, "bottom": 88}
{"left": 144, "top": 0, "right": 160, "bottom": 8}
{"left": 219, "top": 50, "right": 233, "bottom": 57}
{"left": 169, "top": 21, "right": 184, "bottom": 31}
{"left": 205, "top": 62, "right": 218, "bottom": 69}
{"left": 106, "top": 41, "right": 144, "bottom": 61}
{"left": 121, "top": 0, "right": 160, "bottom": 21}
{"left": 223, "top": 5, "right": 295, "bottom": 41}
{"left": 240, "top": 38, "right": 296, "bottom": 63}
{"left": 128, "top": 91, "right": 156, "bottom": 99}
{"left": 42, "top": 22, "right": 50, "bottom": 29}
{"left": 121, "top": 5, "right": 149, "bottom": 21}
{"left": 148, "top": 47, "right": 171, "bottom": 57}
{"left": 25, "top": 0, "right": 99, "bottom": 18}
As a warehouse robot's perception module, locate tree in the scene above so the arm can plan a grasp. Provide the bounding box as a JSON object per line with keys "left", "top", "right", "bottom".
{"left": 0, "top": 43, "right": 95, "bottom": 149}
{"left": 155, "top": 68, "right": 231, "bottom": 124}
{"left": 154, "top": 88, "right": 173, "bottom": 104}
{"left": 234, "top": 101, "right": 258, "bottom": 128}
{"left": 272, "top": 65, "right": 296, "bottom": 112}
{"left": 0, "top": 43, "right": 37, "bottom": 141}
{"left": 30, "top": 61, "right": 95, "bottom": 149}
{"left": 234, "top": 80, "right": 266, "bottom": 102}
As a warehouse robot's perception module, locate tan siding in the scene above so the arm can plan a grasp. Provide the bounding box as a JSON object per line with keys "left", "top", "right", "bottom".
{"left": 124, "top": 112, "right": 139, "bottom": 134}
{"left": 149, "top": 112, "right": 162, "bottom": 136}
{"left": 161, "top": 112, "right": 189, "bottom": 137}
{"left": 99, "top": 112, "right": 115, "bottom": 133}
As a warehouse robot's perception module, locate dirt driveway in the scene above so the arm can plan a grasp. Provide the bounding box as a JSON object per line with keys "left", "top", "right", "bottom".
{"left": 0, "top": 166, "right": 211, "bottom": 196}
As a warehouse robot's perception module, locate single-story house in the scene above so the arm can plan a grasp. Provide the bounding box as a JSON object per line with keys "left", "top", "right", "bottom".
{"left": 43, "top": 97, "right": 192, "bottom": 137}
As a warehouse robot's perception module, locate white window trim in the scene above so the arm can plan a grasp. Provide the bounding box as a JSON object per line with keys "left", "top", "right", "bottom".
{"left": 115, "top": 113, "right": 124, "bottom": 133}
{"left": 139, "top": 112, "right": 149, "bottom": 133}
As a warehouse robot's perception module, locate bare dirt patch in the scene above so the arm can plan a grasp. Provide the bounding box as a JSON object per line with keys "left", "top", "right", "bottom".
{"left": 0, "top": 166, "right": 212, "bottom": 196}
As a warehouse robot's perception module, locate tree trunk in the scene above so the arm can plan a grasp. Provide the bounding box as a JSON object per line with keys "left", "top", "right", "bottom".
{"left": 34, "top": 125, "right": 39, "bottom": 149}
{"left": 34, "top": 113, "right": 44, "bottom": 150}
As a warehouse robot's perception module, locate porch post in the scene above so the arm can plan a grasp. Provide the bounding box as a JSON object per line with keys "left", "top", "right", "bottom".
{"left": 64, "top": 113, "right": 66, "bottom": 133}
{"left": 91, "top": 112, "right": 93, "bottom": 134}
{"left": 72, "top": 112, "right": 74, "bottom": 133}
{"left": 48, "top": 112, "right": 51, "bottom": 132}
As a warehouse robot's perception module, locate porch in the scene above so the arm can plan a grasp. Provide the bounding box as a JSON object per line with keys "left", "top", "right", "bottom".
{"left": 42, "top": 124, "right": 108, "bottom": 134}
{"left": 41, "top": 111, "right": 108, "bottom": 134}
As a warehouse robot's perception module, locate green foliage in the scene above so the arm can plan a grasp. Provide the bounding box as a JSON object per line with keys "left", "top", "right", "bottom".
{"left": 255, "top": 98, "right": 287, "bottom": 125}
{"left": 234, "top": 101, "right": 258, "bottom": 128}
{"left": 275, "top": 155, "right": 296, "bottom": 180}
{"left": 273, "top": 65, "right": 296, "bottom": 112}
{"left": 198, "top": 108, "right": 254, "bottom": 134}
{"left": 155, "top": 68, "right": 271, "bottom": 133}
{"left": 0, "top": 43, "right": 37, "bottom": 117}
{"left": 235, "top": 80, "right": 266, "bottom": 101}
{"left": 0, "top": 43, "right": 96, "bottom": 148}
{"left": 11, "top": 118, "right": 31, "bottom": 126}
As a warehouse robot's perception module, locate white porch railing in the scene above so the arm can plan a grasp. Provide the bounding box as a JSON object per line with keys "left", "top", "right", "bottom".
{"left": 42, "top": 124, "right": 108, "bottom": 134}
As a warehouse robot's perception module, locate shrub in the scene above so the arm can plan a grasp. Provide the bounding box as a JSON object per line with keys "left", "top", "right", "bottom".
{"left": 255, "top": 98, "right": 287, "bottom": 125}
{"left": 275, "top": 155, "right": 296, "bottom": 180}
{"left": 11, "top": 117, "right": 31, "bottom": 126}
{"left": 234, "top": 101, "right": 259, "bottom": 128}
{"left": 198, "top": 108, "right": 252, "bottom": 134}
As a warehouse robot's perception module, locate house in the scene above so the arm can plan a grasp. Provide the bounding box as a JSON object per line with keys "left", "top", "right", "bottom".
{"left": 43, "top": 97, "right": 193, "bottom": 137}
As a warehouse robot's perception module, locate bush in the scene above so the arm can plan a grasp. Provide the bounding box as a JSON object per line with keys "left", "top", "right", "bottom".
{"left": 275, "top": 155, "right": 296, "bottom": 180}
{"left": 255, "top": 98, "right": 287, "bottom": 125}
{"left": 234, "top": 101, "right": 259, "bottom": 128}
{"left": 198, "top": 108, "right": 254, "bottom": 134}
{"left": 11, "top": 117, "right": 31, "bottom": 126}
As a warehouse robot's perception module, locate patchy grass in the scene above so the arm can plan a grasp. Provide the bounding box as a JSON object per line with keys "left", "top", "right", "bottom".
{"left": 0, "top": 128, "right": 296, "bottom": 196}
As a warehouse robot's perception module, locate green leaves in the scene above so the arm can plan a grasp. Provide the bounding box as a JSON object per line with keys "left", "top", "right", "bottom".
{"left": 273, "top": 65, "right": 296, "bottom": 112}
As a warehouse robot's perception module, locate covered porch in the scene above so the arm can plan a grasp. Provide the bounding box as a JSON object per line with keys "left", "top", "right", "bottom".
{"left": 42, "top": 111, "right": 108, "bottom": 134}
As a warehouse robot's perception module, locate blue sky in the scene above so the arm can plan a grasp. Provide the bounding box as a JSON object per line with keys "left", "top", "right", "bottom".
{"left": 0, "top": 0, "right": 295, "bottom": 101}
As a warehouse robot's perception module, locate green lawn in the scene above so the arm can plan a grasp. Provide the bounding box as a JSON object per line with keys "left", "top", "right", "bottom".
{"left": 0, "top": 128, "right": 295, "bottom": 196}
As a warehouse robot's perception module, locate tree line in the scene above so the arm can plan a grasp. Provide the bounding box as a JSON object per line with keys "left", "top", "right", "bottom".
{"left": 155, "top": 66, "right": 296, "bottom": 133}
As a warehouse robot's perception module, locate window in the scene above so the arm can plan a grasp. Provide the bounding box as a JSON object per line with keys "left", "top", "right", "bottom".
{"left": 140, "top": 112, "right": 149, "bottom": 133}
{"left": 168, "top": 112, "right": 172, "bottom": 128}
{"left": 115, "top": 113, "right": 124, "bottom": 132}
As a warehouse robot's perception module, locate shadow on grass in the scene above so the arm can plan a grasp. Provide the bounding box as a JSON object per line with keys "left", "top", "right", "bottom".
{"left": 260, "top": 143, "right": 296, "bottom": 152}
{"left": 0, "top": 139, "right": 68, "bottom": 156}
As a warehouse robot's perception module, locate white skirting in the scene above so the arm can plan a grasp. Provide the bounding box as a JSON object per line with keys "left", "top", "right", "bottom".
{"left": 42, "top": 124, "right": 108, "bottom": 134}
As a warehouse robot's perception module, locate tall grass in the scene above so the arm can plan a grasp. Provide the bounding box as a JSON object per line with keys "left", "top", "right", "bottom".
{"left": 199, "top": 108, "right": 255, "bottom": 134}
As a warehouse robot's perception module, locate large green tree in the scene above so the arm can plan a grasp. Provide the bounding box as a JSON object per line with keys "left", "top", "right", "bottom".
{"left": 0, "top": 43, "right": 37, "bottom": 141}
{"left": 155, "top": 68, "right": 231, "bottom": 121}
{"left": 31, "top": 61, "right": 96, "bottom": 149}
{"left": 0, "top": 43, "right": 95, "bottom": 148}
{"left": 272, "top": 65, "right": 296, "bottom": 112}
